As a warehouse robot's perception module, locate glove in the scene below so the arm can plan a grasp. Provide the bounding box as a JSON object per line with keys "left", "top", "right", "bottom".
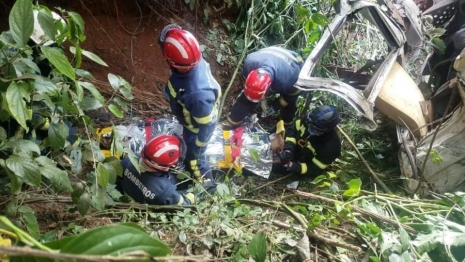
{"left": 185, "top": 193, "right": 196, "bottom": 205}
{"left": 158, "top": 24, "right": 182, "bottom": 46}
{"left": 30, "top": 114, "right": 50, "bottom": 130}
{"left": 277, "top": 150, "right": 293, "bottom": 165}
{"left": 202, "top": 180, "right": 218, "bottom": 194}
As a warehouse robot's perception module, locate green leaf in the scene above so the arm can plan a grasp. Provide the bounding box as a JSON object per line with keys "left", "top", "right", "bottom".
{"left": 96, "top": 162, "right": 109, "bottom": 188}
{"left": 6, "top": 155, "right": 41, "bottom": 187}
{"left": 41, "top": 46, "right": 76, "bottom": 81}
{"left": 401, "top": 251, "right": 411, "bottom": 262}
{"left": 68, "top": 12, "right": 85, "bottom": 36}
{"left": 78, "top": 81, "right": 105, "bottom": 105}
{"left": 249, "top": 149, "right": 259, "bottom": 162}
{"left": 119, "top": 87, "right": 134, "bottom": 100}
{"left": 18, "top": 206, "right": 40, "bottom": 239}
{"left": 7, "top": 81, "right": 31, "bottom": 132}
{"left": 399, "top": 227, "right": 409, "bottom": 251}
{"left": 37, "top": 9, "right": 56, "bottom": 41}
{"left": 76, "top": 69, "right": 94, "bottom": 80}
{"left": 311, "top": 13, "right": 329, "bottom": 26}
{"left": 0, "top": 126, "right": 7, "bottom": 141}
{"left": 36, "top": 156, "right": 72, "bottom": 192}
{"left": 108, "top": 104, "right": 124, "bottom": 118}
{"left": 107, "top": 73, "right": 120, "bottom": 90}
{"left": 60, "top": 223, "right": 171, "bottom": 256}
{"left": 79, "top": 96, "right": 103, "bottom": 111}
{"left": 48, "top": 121, "right": 69, "bottom": 150}
{"left": 34, "top": 79, "right": 58, "bottom": 95}
{"left": 125, "top": 148, "right": 140, "bottom": 174}
{"left": 76, "top": 79, "right": 84, "bottom": 102}
{"left": 412, "top": 230, "right": 465, "bottom": 254}
{"left": 9, "top": 0, "right": 34, "bottom": 47}
{"left": 82, "top": 50, "right": 108, "bottom": 67}
{"left": 8, "top": 139, "right": 41, "bottom": 156}
{"left": 77, "top": 192, "right": 91, "bottom": 216}
{"left": 343, "top": 178, "right": 362, "bottom": 197}
{"left": 304, "top": 19, "right": 314, "bottom": 34}
{"left": 432, "top": 38, "right": 446, "bottom": 55}
{"left": 113, "top": 97, "right": 128, "bottom": 111}
{"left": 249, "top": 232, "right": 266, "bottom": 262}
{"left": 216, "top": 183, "right": 230, "bottom": 197}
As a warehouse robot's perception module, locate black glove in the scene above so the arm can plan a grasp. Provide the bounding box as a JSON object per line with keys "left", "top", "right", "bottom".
{"left": 158, "top": 24, "right": 182, "bottom": 46}
{"left": 277, "top": 150, "right": 293, "bottom": 165}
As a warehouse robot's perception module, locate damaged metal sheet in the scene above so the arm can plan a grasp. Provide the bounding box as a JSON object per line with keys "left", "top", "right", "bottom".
{"left": 400, "top": 80, "right": 465, "bottom": 195}
{"left": 112, "top": 116, "right": 273, "bottom": 179}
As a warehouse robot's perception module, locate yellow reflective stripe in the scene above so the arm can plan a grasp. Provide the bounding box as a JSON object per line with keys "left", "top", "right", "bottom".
{"left": 312, "top": 157, "right": 328, "bottom": 169}
{"left": 285, "top": 137, "right": 296, "bottom": 144}
{"left": 185, "top": 126, "right": 199, "bottom": 133}
{"left": 279, "top": 97, "right": 288, "bottom": 107}
{"left": 176, "top": 195, "right": 185, "bottom": 205}
{"left": 295, "top": 120, "right": 306, "bottom": 136}
{"left": 193, "top": 114, "right": 213, "bottom": 124}
{"left": 306, "top": 143, "right": 316, "bottom": 154}
{"left": 300, "top": 163, "right": 308, "bottom": 174}
{"left": 167, "top": 81, "right": 177, "bottom": 98}
{"left": 40, "top": 118, "right": 50, "bottom": 130}
{"left": 195, "top": 138, "right": 209, "bottom": 147}
{"left": 190, "top": 160, "right": 202, "bottom": 179}
{"left": 289, "top": 89, "right": 302, "bottom": 96}
{"left": 296, "top": 55, "right": 304, "bottom": 63}
{"left": 227, "top": 116, "right": 241, "bottom": 125}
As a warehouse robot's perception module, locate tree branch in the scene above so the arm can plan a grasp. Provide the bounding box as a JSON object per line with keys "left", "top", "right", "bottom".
{"left": 336, "top": 125, "right": 392, "bottom": 194}
{"left": 0, "top": 246, "right": 206, "bottom": 262}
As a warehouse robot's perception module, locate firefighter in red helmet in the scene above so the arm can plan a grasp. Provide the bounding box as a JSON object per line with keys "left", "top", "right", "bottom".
{"left": 116, "top": 134, "right": 215, "bottom": 205}
{"left": 223, "top": 46, "right": 306, "bottom": 128}
{"left": 158, "top": 24, "right": 221, "bottom": 185}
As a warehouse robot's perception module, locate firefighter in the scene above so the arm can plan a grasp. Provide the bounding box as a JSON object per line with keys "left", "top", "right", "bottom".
{"left": 223, "top": 46, "right": 305, "bottom": 129}
{"left": 273, "top": 105, "right": 341, "bottom": 178}
{"left": 116, "top": 134, "right": 216, "bottom": 205}
{"left": 158, "top": 24, "right": 221, "bottom": 183}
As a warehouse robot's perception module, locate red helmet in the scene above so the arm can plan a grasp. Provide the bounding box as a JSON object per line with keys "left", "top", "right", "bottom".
{"left": 244, "top": 69, "right": 272, "bottom": 102}
{"left": 163, "top": 29, "right": 201, "bottom": 71}
{"left": 141, "top": 135, "right": 184, "bottom": 171}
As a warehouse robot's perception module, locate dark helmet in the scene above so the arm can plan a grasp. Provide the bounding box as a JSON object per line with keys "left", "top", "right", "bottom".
{"left": 306, "top": 105, "right": 340, "bottom": 135}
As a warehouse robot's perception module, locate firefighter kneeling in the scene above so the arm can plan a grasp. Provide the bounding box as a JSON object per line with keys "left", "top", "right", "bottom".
{"left": 116, "top": 134, "right": 217, "bottom": 206}
{"left": 272, "top": 105, "right": 342, "bottom": 178}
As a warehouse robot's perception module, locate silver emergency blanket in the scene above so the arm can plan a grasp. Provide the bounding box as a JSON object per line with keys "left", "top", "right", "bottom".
{"left": 114, "top": 115, "right": 272, "bottom": 178}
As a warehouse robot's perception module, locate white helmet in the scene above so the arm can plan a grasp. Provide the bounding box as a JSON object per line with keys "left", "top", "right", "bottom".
{"left": 31, "top": 9, "right": 65, "bottom": 46}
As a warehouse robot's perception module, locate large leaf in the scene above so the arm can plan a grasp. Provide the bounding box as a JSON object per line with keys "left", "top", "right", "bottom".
{"left": 107, "top": 73, "right": 120, "bottom": 90}
{"left": 412, "top": 231, "right": 465, "bottom": 254}
{"left": 10, "top": 139, "right": 41, "bottom": 156}
{"left": 113, "top": 97, "right": 128, "bottom": 111}
{"left": 119, "top": 87, "right": 134, "bottom": 100}
{"left": 79, "top": 96, "right": 103, "bottom": 111}
{"left": 96, "top": 162, "right": 109, "bottom": 188}
{"left": 0, "top": 126, "right": 7, "bottom": 141}
{"left": 6, "top": 81, "right": 31, "bottom": 131}
{"left": 343, "top": 178, "right": 362, "bottom": 197}
{"left": 9, "top": 0, "right": 34, "bottom": 47}
{"left": 18, "top": 206, "right": 40, "bottom": 239}
{"left": 48, "top": 121, "right": 69, "bottom": 150}
{"left": 68, "top": 12, "right": 85, "bottom": 36}
{"left": 108, "top": 104, "right": 124, "bottom": 118}
{"left": 60, "top": 223, "right": 171, "bottom": 256}
{"left": 248, "top": 232, "right": 266, "bottom": 262}
{"left": 41, "top": 46, "right": 76, "bottom": 81}
{"left": 78, "top": 81, "right": 104, "bottom": 105}
{"left": 37, "top": 9, "right": 56, "bottom": 41}
{"left": 36, "top": 156, "right": 72, "bottom": 192}
{"left": 34, "top": 79, "right": 58, "bottom": 95}
{"left": 82, "top": 50, "right": 108, "bottom": 67}
{"left": 311, "top": 13, "right": 329, "bottom": 26}
{"left": 6, "top": 155, "right": 41, "bottom": 187}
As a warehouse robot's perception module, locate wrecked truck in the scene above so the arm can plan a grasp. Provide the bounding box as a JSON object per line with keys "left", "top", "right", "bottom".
{"left": 295, "top": 0, "right": 465, "bottom": 195}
